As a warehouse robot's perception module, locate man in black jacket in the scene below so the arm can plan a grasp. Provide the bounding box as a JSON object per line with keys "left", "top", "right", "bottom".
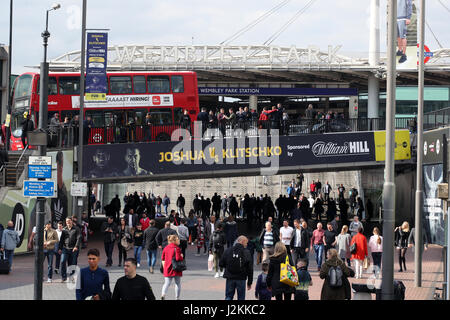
{"left": 101, "top": 216, "right": 118, "bottom": 268}
{"left": 124, "top": 209, "right": 138, "bottom": 229}
{"left": 290, "top": 219, "right": 309, "bottom": 266}
{"left": 196, "top": 107, "right": 209, "bottom": 135}
{"left": 156, "top": 221, "right": 177, "bottom": 250}
{"left": 176, "top": 194, "right": 186, "bottom": 217}
{"left": 143, "top": 220, "right": 159, "bottom": 273}
{"left": 219, "top": 236, "right": 253, "bottom": 300}
{"left": 59, "top": 217, "right": 82, "bottom": 282}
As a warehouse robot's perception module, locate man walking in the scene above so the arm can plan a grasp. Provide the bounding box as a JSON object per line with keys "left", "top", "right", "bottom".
{"left": 112, "top": 258, "right": 156, "bottom": 300}
{"left": 219, "top": 236, "right": 253, "bottom": 300}
{"left": 143, "top": 219, "right": 159, "bottom": 274}
{"left": 323, "top": 181, "right": 332, "bottom": 203}
{"left": 43, "top": 222, "right": 58, "bottom": 283}
{"left": 259, "top": 221, "right": 280, "bottom": 262}
{"left": 177, "top": 194, "right": 186, "bottom": 217}
{"left": 76, "top": 249, "right": 111, "bottom": 300}
{"left": 0, "top": 221, "right": 20, "bottom": 272}
{"left": 101, "top": 216, "right": 118, "bottom": 267}
{"left": 290, "top": 219, "right": 309, "bottom": 266}
{"left": 58, "top": 217, "right": 82, "bottom": 282}
{"left": 156, "top": 221, "right": 177, "bottom": 250}
{"left": 177, "top": 218, "right": 190, "bottom": 258}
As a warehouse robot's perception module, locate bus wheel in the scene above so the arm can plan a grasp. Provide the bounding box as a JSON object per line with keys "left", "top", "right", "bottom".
{"left": 156, "top": 133, "right": 171, "bottom": 141}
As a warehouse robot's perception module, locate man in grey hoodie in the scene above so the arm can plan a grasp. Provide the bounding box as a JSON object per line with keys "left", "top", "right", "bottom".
{"left": 397, "top": 0, "right": 413, "bottom": 64}
{"left": 0, "top": 221, "right": 20, "bottom": 272}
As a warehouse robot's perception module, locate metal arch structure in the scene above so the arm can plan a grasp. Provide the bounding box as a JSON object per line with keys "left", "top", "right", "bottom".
{"left": 42, "top": 44, "right": 450, "bottom": 88}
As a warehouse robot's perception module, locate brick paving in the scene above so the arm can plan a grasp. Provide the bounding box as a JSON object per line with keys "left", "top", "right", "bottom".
{"left": 0, "top": 232, "right": 444, "bottom": 300}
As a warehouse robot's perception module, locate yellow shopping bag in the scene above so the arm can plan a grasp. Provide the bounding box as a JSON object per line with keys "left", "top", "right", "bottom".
{"left": 280, "top": 255, "right": 299, "bottom": 287}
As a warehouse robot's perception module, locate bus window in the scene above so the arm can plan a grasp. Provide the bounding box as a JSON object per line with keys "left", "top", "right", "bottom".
{"left": 133, "top": 76, "right": 146, "bottom": 94}
{"left": 149, "top": 108, "right": 172, "bottom": 125}
{"left": 37, "top": 76, "right": 58, "bottom": 95}
{"left": 173, "top": 108, "right": 183, "bottom": 125}
{"left": 86, "top": 111, "right": 105, "bottom": 127}
{"left": 171, "top": 75, "right": 184, "bottom": 93}
{"left": 134, "top": 110, "right": 145, "bottom": 125}
{"left": 109, "top": 76, "right": 132, "bottom": 94}
{"left": 148, "top": 76, "right": 170, "bottom": 93}
{"left": 59, "top": 77, "right": 81, "bottom": 95}
{"left": 14, "top": 74, "right": 33, "bottom": 98}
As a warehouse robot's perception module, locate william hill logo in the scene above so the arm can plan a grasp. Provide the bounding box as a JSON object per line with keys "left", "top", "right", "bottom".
{"left": 312, "top": 141, "right": 370, "bottom": 157}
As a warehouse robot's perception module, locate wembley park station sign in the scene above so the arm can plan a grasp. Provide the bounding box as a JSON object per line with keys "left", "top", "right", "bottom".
{"left": 108, "top": 45, "right": 355, "bottom": 66}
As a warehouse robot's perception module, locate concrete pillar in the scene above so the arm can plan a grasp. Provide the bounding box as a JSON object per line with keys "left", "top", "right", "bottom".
{"left": 249, "top": 95, "right": 258, "bottom": 111}
{"left": 368, "top": 0, "right": 380, "bottom": 130}
{"left": 368, "top": 75, "right": 380, "bottom": 130}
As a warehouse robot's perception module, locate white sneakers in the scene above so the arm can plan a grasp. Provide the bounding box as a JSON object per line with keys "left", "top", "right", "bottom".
{"left": 47, "top": 279, "right": 52, "bottom": 283}
{"left": 220, "top": 271, "right": 224, "bottom": 277}
{"left": 214, "top": 272, "right": 220, "bottom": 278}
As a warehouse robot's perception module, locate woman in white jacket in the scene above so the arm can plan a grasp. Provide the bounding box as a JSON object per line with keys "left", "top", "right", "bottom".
{"left": 335, "top": 225, "right": 352, "bottom": 267}
{"left": 368, "top": 227, "right": 383, "bottom": 277}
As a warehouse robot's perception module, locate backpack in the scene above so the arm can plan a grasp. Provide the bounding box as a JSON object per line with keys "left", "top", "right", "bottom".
{"left": 213, "top": 232, "right": 223, "bottom": 250}
{"left": 327, "top": 265, "right": 343, "bottom": 288}
{"left": 227, "top": 246, "right": 244, "bottom": 274}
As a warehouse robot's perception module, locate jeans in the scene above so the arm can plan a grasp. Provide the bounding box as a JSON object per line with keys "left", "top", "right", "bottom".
{"left": 179, "top": 240, "right": 187, "bottom": 258}
{"left": 313, "top": 244, "right": 324, "bottom": 269}
{"left": 372, "top": 252, "right": 382, "bottom": 274}
{"left": 213, "top": 252, "right": 223, "bottom": 272}
{"left": 61, "top": 248, "right": 78, "bottom": 280}
{"left": 44, "top": 250, "right": 54, "bottom": 279}
{"left": 134, "top": 246, "right": 143, "bottom": 264}
{"left": 4, "top": 250, "right": 14, "bottom": 271}
{"left": 147, "top": 249, "right": 158, "bottom": 268}
{"left": 162, "top": 276, "right": 181, "bottom": 299}
{"left": 164, "top": 205, "right": 169, "bottom": 215}
{"left": 104, "top": 242, "right": 114, "bottom": 266}
{"left": 54, "top": 244, "right": 61, "bottom": 271}
{"left": 225, "top": 279, "right": 246, "bottom": 300}
{"left": 118, "top": 242, "right": 127, "bottom": 265}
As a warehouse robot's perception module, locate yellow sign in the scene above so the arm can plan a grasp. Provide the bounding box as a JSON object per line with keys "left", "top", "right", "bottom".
{"left": 374, "top": 130, "right": 411, "bottom": 162}
{"left": 85, "top": 93, "right": 107, "bottom": 101}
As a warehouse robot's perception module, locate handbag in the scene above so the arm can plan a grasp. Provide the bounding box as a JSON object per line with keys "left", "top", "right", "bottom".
{"left": 121, "top": 236, "right": 133, "bottom": 251}
{"left": 363, "top": 256, "right": 370, "bottom": 269}
{"left": 280, "top": 255, "right": 299, "bottom": 287}
{"left": 208, "top": 253, "right": 214, "bottom": 271}
{"left": 350, "top": 242, "right": 357, "bottom": 254}
{"left": 172, "top": 247, "right": 187, "bottom": 272}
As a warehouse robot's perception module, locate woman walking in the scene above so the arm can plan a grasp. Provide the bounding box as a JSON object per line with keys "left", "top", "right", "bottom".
{"left": 266, "top": 242, "right": 295, "bottom": 300}
{"left": 319, "top": 248, "right": 353, "bottom": 300}
{"left": 368, "top": 227, "right": 383, "bottom": 276}
{"left": 350, "top": 226, "right": 368, "bottom": 279}
{"left": 118, "top": 218, "right": 132, "bottom": 267}
{"left": 133, "top": 223, "right": 144, "bottom": 267}
{"left": 395, "top": 221, "right": 410, "bottom": 272}
{"left": 161, "top": 234, "right": 184, "bottom": 300}
{"left": 336, "top": 225, "right": 352, "bottom": 267}
{"left": 196, "top": 217, "right": 207, "bottom": 256}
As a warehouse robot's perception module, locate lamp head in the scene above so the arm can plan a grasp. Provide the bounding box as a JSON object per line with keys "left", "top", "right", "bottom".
{"left": 52, "top": 3, "right": 61, "bottom": 10}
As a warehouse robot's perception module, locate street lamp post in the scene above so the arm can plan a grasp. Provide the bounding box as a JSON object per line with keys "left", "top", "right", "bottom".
{"left": 34, "top": 3, "right": 61, "bottom": 301}
{"left": 381, "top": 0, "right": 397, "bottom": 300}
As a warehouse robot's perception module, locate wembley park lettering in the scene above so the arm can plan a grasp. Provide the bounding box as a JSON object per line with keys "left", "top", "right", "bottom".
{"left": 109, "top": 45, "right": 349, "bottom": 66}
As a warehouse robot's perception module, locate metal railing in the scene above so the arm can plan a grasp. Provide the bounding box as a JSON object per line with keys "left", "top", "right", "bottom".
{"left": 424, "top": 107, "right": 450, "bottom": 131}
{"left": 38, "top": 117, "right": 418, "bottom": 149}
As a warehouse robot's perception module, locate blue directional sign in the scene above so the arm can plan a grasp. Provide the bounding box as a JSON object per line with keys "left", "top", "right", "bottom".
{"left": 24, "top": 180, "right": 56, "bottom": 198}
{"left": 28, "top": 165, "right": 52, "bottom": 179}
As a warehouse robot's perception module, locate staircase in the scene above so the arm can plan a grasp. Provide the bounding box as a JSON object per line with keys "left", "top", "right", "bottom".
{"left": 1, "top": 151, "right": 29, "bottom": 187}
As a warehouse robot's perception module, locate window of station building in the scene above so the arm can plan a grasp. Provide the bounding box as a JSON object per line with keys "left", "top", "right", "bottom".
{"left": 133, "top": 76, "right": 146, "bottom": 94}
{"left": 171, "top": 75, "right": 184, "bottom": 93}
{"left": 149, "top": 108, "right": 173, "bottom": 125}
{"left": 37, "top": 76, "right": 58, "bottom": 95}
{"left": 59, "top": 76, "right": 81, "bottom": 95}
{"left": 109, "top": 76, "right": 132, "bottom": 94}
{"left": 148, "top": 76, "right": 170, "bottom": 93}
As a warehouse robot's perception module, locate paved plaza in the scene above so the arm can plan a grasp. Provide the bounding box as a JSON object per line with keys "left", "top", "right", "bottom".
{"left": 0, "top": 232, "right": 444, "bottom": 300}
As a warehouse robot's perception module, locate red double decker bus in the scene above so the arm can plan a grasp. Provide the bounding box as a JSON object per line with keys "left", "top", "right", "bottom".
{"left": 9, "top": 71, "right": 199, "bottom": 150}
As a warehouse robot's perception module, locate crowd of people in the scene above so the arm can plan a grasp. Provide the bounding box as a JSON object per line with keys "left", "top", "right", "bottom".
{"left": 1, "top": 173, "right": 417, "bottom": 300}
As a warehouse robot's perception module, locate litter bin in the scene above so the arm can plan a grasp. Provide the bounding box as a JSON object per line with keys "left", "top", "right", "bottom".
{"left": 352, "top": 283, "right": 377, "bottom": 300}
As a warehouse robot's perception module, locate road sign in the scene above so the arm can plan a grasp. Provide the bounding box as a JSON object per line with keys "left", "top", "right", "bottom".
{"left": 24, "top": 180, "right": 56, "bottom": 198}
{"left": 71, "top": 182, "right": 88, "bottom": 197}
{"left": 28, "top": 156, "right": 52, "bottom": 179}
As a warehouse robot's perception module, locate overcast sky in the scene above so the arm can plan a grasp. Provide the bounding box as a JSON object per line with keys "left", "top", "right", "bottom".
{"left": 1, "top": 0, "right": 449, "bottom": 74}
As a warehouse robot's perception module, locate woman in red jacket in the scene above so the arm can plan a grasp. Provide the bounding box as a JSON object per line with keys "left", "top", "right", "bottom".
{"left": 350, "top": 226, "right": 368, "bottom": 279}
{"left": 161, "top": 234, "right": 183, "bottom": 300}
